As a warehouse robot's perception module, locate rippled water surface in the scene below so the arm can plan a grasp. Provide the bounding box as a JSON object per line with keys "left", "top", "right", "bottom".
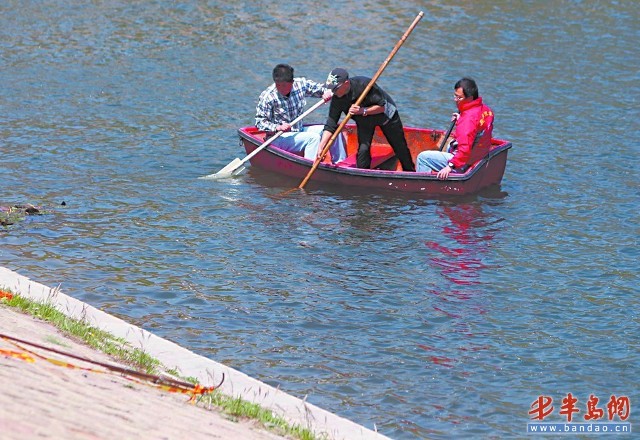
{"left": 2, "top": 1, "right": 639, "bottom": 438}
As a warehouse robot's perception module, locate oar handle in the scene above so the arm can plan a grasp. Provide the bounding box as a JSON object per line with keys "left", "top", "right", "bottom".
{"left": 298, "top": 11, "right": 424, "bottom": 189}
{"left": 242, "top": 99, "right": 327, "bottom": 166}
{"left": 438, "top": 118, "right": 457, "bottom": 152}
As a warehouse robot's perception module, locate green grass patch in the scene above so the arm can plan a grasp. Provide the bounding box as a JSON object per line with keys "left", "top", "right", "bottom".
{"left": 197, "top": 391, "right": 322, "bottom": 440}
{"left": 4, "top": 292, "right": 161, "bottom": 374}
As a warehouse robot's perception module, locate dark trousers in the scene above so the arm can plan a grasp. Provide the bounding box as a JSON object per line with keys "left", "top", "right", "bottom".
{"left": 355, "top": 112, "right": 415, "bottom": 171}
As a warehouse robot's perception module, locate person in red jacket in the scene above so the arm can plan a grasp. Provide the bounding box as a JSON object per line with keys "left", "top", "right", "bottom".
{"left": 417, "top": 77, "right": 494, "bottom": 179}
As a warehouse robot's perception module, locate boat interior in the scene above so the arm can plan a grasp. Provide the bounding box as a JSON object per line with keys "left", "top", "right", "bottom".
{"left": 335, "top": 124, "right": 452, "bottom": 171}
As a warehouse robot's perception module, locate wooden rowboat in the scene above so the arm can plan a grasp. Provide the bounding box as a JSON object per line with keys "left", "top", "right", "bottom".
{"left": 237, "top": 123, "right": 512, "bottom": 196}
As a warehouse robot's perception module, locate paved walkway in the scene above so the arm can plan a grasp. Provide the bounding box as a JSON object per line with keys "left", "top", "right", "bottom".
{"left": 0, "top": 267, "right": 390, "bottom": 440}
{"left": 0, "top": 305, "right": 285, "bottom": 440}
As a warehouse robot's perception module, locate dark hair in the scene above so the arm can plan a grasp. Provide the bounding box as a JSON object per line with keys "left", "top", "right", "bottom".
{"left": 454, "top": 77, "right": 479, "bottom": 100}
{"left": 272, "top": 64, "right": 294, "bottom": 83}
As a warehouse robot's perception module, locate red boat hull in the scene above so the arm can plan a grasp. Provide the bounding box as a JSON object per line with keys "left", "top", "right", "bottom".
{"left": 238, "top": 124, "right": 512, "bottom": 196}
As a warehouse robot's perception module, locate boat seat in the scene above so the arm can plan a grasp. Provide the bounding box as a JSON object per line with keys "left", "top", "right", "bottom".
{"left": 337, "top": 144, "right": 396, "bottom": 169}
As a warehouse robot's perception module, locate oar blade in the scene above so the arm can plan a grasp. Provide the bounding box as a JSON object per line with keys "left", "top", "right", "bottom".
{"left": 231, "top": 166, "right": 246, "bottom": 176}
{"left": 199, "top": 158, "right": 243, "bottom": 180}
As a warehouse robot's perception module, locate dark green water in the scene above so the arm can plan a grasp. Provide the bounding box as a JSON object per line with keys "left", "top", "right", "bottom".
{"left": 1, "top": 1, "right": 638, "bottom": 438}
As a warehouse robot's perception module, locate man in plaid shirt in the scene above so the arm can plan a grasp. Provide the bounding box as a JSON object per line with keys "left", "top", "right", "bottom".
{"left": 255, "top": 64, "right": 346, "bottom": 163}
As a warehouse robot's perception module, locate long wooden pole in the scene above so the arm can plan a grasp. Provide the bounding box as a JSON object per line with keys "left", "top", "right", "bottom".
{"left": 297, "top": 11, "right": 424, "bottom": 190}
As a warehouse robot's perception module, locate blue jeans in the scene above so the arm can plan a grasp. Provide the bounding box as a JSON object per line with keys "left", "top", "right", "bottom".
{"left": 272, "top": 125, "right": 346, "bottom": 163}
{"left": 416, "top": 150, "right": 453, "bottom": 172}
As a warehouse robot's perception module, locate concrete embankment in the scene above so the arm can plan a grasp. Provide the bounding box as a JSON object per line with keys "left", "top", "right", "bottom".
{"left": 0, "top": 266, "right": 390, "bottom": 440}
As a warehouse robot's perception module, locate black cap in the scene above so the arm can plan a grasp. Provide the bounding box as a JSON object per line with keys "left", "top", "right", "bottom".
{"left": 325, "top": 68, "right": 349, "bottom": 91}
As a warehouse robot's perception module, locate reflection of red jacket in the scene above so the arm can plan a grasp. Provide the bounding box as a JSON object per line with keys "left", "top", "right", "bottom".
{"left": 451, "top": 97, "right": 494, "bottom": 168}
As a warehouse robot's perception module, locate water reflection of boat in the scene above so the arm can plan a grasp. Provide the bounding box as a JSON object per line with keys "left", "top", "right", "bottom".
{"left": 426, "top": 204, "right": 498, "bottom": 288}
{"left": 238, "top": 123, "right": 512, "bottom": 196}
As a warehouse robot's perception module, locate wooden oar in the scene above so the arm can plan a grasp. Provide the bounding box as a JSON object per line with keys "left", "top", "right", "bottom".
{"left": 199, "top": 99, "right": 327, "bottom": 180}
{"left": 439, "top": 118, "right": 457, "bottom": 152}
{"left": 297, "top": 11, "right": 424, "bottom": 190}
